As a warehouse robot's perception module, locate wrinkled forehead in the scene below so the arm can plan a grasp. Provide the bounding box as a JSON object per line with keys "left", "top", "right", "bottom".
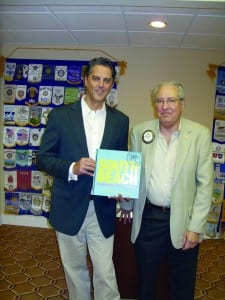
{"left": 157, "top": 84, "right": 179, "bottom": 97}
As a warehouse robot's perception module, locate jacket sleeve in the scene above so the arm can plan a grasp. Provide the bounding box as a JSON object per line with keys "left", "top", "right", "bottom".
{"left": 36, "top": 109, "right": 72, "bottom": 181}
{"left": 187, "top": 128, "right": 213, "bottom": 233}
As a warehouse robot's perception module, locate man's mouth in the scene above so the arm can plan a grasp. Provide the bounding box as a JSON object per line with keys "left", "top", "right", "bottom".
{"left": 95, "top": 89, "right": 105, "bottom": 96}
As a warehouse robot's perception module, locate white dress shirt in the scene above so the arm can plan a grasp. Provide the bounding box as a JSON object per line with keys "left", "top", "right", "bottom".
{"left": 146, "top": 128, "right": 179, "bottom": 207}
{"left": 69, "top": 96, "right": 106, "bottom": 181}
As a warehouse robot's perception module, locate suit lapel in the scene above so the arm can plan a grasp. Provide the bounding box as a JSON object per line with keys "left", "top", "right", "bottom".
{"left": 173, "top": 119, "right": 192, "bottom": 184}
{"left": 100, "top": 106, "right": 115, "bottom": 148}
{"left": 143, "top": 121, "right": 159, "bottom": 189}
{"left": 68, "top": 102, "right": 89, "bottom": 156}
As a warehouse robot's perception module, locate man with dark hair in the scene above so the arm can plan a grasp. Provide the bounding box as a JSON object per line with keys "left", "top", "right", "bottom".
{"left": 36, "top": 57, "right": 129, "bottom": 300}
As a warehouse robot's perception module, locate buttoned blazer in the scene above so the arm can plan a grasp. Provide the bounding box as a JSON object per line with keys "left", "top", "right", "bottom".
{"left": 36, "top": 100, "right": 129, "bottom": 237}
{"left": 128, "top": 117, "right": 213, "bottom": 249}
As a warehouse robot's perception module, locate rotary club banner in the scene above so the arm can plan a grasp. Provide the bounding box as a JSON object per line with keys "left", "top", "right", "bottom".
{"left": 2, "top": 58, "right": 118, "bottom": 218}
{"left": 206, "top": 66, "right": 225, "bottom": 239}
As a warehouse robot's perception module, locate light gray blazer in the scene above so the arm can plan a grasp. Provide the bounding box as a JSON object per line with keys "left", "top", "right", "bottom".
{"left": 123, "top": 117, "right": 213, "bottom": 249}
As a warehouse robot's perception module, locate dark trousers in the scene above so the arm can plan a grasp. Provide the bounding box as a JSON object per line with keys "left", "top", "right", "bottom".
{"left": 135, "top": 202, "right": 199, "bottom": 300}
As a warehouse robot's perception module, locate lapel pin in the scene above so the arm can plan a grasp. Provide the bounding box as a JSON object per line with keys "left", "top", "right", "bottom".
{"left": 142, "top": 130, "right": 155, "bottom": 144}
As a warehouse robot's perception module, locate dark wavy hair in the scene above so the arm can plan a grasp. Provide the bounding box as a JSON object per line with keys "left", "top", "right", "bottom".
{"left": 84, "top": 57, "right": 116, "bottom": 81}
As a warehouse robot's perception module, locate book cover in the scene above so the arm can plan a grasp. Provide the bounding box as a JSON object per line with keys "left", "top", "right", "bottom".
{"left": 92, "top": 149, "right": 142, "bottom": 199}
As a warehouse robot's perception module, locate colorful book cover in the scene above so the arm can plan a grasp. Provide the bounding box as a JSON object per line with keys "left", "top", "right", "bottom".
{"left": 92, "top": 149, "right": 142, "bottom": 199}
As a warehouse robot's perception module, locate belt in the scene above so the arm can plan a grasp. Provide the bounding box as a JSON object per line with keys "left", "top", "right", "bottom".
{"left": 146, "top": 200, "right": 170, "bottom": 213}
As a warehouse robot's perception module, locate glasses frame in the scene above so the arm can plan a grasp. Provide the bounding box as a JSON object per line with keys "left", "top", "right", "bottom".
{"left": 154, "top": 97, "right": 183, "bottom": 106}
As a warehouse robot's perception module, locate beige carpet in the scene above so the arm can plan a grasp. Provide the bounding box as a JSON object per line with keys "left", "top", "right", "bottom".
{"left": 0, "top": 225, "right": 224, "bottom": 300}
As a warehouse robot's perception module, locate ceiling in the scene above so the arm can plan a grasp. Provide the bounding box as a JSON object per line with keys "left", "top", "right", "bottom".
{"left": 0, "top": 0, "right": 225, "bottom": 51}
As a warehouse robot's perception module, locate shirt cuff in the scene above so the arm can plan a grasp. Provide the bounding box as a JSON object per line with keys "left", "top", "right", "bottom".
{"left": 68, "top": 162, "right": 78, "bottom": 181}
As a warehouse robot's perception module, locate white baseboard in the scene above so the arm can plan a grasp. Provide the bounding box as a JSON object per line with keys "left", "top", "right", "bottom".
{"left": 1, "top": 214, "right": 51, "bottom": 228}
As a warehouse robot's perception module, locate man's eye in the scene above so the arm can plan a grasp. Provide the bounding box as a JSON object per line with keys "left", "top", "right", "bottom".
{"left": 104, "top": 78, "right": 112, "bottom": 83}
{"left": 168, "top": 98, "right": 175, "bottom": 103}
{"left": 91, "top": 77, "right": 112, "bottom": 83}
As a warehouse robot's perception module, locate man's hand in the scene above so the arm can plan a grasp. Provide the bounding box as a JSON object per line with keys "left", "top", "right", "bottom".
{"left": 182, "top": 230, "right": 199, "bottom": 250}
{"left": 109, "top": 194, "right": 130, "bottom": 202}
{"left": 117, "top": 208, "right": 133, "bottom": 224}
{"left": 73, "top": 158, "right": 95, "bottom": 176}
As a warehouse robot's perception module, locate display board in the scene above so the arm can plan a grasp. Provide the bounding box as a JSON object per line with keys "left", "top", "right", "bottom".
{"left": 205, "top": 65, "right": 225, "bottom": 238}
{"left": 2, "top": 58, "right": 118, "bottom": 218}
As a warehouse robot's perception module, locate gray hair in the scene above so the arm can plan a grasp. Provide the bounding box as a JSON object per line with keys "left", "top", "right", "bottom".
{"left": 152, "top": 81, "right": 185, "bottom": 101}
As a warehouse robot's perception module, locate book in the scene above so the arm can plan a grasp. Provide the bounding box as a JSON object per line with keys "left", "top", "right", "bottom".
{"left": 92, "top": 149, "right": 142, "bottom": 199}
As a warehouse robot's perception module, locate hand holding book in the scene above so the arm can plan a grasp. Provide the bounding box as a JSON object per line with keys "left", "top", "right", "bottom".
{"left": 109, "top": 194, "right": 131, "bottom": 202}
{"left": 73, "top": 157, "right": 95, "bottom": 176}
{"left": 117, "top": 207, "right": 133, "bottom": 224}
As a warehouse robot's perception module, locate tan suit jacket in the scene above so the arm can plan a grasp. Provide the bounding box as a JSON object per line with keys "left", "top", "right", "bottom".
{"left": 124, "top": 117, "right": 213, "bottom": 249}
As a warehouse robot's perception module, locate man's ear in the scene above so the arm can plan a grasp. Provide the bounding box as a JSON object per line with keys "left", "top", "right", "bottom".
{"left": 84, "top": 76, "right": 87, "bottom": 87}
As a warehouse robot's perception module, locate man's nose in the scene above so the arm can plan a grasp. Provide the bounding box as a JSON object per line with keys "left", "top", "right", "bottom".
{"left": 162, "top": 100, "right": 169, "bottom": 108}
{"left": 98, "top": 79, "right": 104, "bottom": 87}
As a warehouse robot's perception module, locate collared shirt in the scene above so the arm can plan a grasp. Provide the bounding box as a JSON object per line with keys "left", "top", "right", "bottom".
{"left": 69, "top": 96, "right": 106, "bottom": 181}
{"left": 82, "top": 96, "right": 106, "bottom": 159}
{"left": 146, "top": 125, "right": 180, "bottom": 207}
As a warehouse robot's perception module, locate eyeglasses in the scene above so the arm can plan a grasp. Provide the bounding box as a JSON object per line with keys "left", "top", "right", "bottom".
{"left": 155, "top": 97, "right": 182, "bottom": 106}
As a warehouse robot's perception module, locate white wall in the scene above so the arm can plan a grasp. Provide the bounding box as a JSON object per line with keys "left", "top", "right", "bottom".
{"left": 0, "top": 44, "right": 224, "bottom": 227}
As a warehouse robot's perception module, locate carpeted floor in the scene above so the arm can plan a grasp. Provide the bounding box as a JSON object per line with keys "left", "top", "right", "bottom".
{"left": 0, "top": 224, "right": 224, "bottom": 300}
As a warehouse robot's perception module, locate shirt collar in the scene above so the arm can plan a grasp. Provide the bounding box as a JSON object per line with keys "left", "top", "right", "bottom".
{"left": 81, "top": 95, "right": 106, "bottom": 117}
{"left": 156, "top": 119, "right": 181, "bottom": 135}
